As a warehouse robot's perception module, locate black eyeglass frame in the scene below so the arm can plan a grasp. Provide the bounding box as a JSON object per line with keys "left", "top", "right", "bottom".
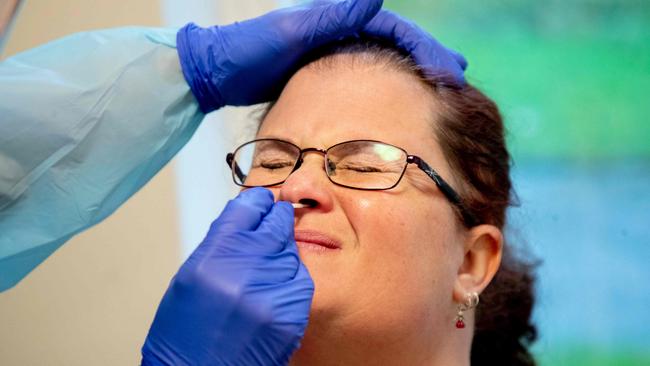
{"left": 226, "top": 138, "right": 478, "bottom": 227}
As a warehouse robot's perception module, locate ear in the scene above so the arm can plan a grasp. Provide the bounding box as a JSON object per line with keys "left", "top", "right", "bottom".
{"left": 453, "top": 224, "right": 503, "bottom": 302}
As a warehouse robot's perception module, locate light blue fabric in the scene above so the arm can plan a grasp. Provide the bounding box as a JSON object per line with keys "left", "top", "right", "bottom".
{"left": 0, "top": 27, "right": 204, "bottom": 291}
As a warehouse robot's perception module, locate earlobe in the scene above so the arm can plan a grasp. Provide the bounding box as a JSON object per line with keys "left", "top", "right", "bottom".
{"left": 452, "top": 224, "right": 503, "bottom": 302}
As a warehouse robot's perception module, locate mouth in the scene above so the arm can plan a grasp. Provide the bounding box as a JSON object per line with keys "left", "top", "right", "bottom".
{"left": 294, "top": 229, "right": 342, "bottom": 253}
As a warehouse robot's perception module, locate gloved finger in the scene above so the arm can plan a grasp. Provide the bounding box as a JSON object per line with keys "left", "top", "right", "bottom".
{"left": 213, "top": 201, "right": 294, "bottom": 256}
{"left": 254, "top": 201, "right": 295, "bottom": 252}
{"left": 303, "top": 0, "right": 383, "bottom": 42}
{"left": 447, "top": 47, "right": 468, "bottom": 71}
{"left": 271, "top": 261, "right": 314, "bottom": 319}
{"left": 218, "top": 202, "right": 298, "bottom": 284}
{"left": 242, "top": 249, "right": 301, "bottom": 285}
{"left": 247, "top": 237, "right": 311, "bottom": 289}
{"left": 212, "top": 187, "right": 275, "bottom": 233}
{"left": 362, "top": 10, "right": 466, "bottom": 86}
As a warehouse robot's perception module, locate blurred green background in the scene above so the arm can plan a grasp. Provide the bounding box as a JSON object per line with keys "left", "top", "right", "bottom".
{"left": 385, "top": 0, "right": 649, "bottom": 160}
{"left": 382, "top": 1, "right": 650, "bottom": 365}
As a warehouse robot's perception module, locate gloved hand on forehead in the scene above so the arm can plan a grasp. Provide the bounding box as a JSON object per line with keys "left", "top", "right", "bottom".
{"left": 362, "top": 9, "right": 468, "bottom": 87}
{"left": 141, "top": 188, "right": 314, "bottom": 365}
{"left": 176, "top": 0, "right": 384, "bottom": 113}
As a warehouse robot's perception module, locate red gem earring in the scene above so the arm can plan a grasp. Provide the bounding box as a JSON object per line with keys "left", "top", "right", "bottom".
{"left": 455, "top": 313, "right": 466, "bottom": 329}
{"left": 455, "top": 292, "right": 479, "bottom": 329}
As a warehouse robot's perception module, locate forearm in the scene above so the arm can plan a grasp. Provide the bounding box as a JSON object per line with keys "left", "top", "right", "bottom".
{"left": 0, "top": 27, "right": 204, "bottom": 291}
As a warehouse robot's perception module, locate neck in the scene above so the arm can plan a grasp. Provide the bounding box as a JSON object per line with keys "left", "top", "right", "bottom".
{"left": 288, "top": 315, "right": 472, "bottom": 366}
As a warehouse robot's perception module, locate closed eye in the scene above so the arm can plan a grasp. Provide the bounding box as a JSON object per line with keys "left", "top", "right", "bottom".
{"left": 338, "top": 164, "right": 383, "bottom": 173}
{"left": 254, "top": 161, "right": 294, "bottom": 170}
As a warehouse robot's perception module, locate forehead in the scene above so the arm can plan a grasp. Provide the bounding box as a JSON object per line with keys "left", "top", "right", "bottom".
{"left": 258, "top": 56, "right": 441, "bottom": 158}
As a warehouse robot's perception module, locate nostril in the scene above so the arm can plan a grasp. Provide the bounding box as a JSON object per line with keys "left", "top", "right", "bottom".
{"left": 298, "top": 198, "right": 318, "bottom": 208}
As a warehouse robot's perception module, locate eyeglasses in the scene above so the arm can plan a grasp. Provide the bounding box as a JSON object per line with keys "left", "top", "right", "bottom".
{"left": 226, "top": 138, "right": 478, "bottom": 227}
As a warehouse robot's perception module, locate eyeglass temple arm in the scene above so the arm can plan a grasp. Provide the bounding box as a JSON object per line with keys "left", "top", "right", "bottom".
{"left": 226, "top": 153, "right": 247, "bottom": 183}
{"left": 407, "top": 156, "right": 479, "bottom": 227}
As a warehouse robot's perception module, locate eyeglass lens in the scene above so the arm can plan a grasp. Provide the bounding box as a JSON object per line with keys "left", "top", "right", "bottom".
{"left": 231, "top": 140, "right": 408, "bottom": 190}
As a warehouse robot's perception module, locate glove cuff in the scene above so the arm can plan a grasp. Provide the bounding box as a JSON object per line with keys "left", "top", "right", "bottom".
{"left": 176, "top": 23, "right": 225, "bottom": 113}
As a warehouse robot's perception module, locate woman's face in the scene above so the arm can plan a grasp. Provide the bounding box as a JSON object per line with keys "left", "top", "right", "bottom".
{"left": 258, "top": 55, "right": 467, "bottom": 350}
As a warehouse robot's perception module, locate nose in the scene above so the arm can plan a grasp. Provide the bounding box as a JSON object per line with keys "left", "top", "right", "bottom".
{"left": 277, "top": 153, "right": 334, "bottom": 212}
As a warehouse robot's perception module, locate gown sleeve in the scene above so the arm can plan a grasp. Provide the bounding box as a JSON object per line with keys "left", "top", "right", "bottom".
{"left": 0, "top": 27, "right": 205, "bottom": 291}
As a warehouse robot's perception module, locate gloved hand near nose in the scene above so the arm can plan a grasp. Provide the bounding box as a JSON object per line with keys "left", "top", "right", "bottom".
{"left": 141, "top": 188, "right": 314, "bottom": 365}
{"left": 176, "top": 0, "right": 383, "bottom": 113}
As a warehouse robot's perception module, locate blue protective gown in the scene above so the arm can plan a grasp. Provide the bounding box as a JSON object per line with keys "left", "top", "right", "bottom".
{"left": 0, "top": 28, "right": 204, "bottom": 291}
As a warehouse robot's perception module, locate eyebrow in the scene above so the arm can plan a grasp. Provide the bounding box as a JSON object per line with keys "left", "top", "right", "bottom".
{"left": 255, "top": 134, "right": 299, "bottom": 146}
{"left": 255, "top": 135, "right": 312, "bottom": 149}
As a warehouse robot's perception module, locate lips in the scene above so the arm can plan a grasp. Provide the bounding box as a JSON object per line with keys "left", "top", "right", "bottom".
{"left": 294, "top": 229, "right": 342, "bottom": 250}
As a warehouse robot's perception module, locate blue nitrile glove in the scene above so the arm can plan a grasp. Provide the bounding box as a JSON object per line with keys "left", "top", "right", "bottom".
{"left": 362, "top": 10, "right": 468, "bottom": 87}
{"left": 176, "top": 0, "right": 383, "bottom": 113}
{"left": 141, "top": 188, "right": 314, "bottom": 366}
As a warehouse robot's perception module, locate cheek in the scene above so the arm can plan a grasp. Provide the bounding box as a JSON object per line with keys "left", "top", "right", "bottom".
{"left": 347, "top": 192, "right": 452, "bottom": 272}
{"left": 342, "top": 192, "right": 458, "bottom": 327}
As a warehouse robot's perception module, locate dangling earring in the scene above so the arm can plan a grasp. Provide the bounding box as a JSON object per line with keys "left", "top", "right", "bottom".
{"left": 455, "top": 292, "right": 479, "bottom": 329}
